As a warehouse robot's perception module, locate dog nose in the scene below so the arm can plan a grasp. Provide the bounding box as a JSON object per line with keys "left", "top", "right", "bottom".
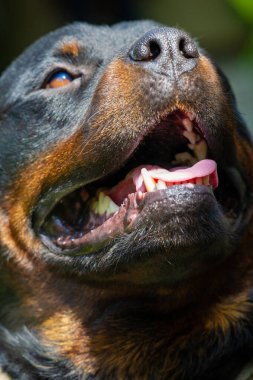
{"left": 129, "top": 27, "right": 199, "bottom": 76}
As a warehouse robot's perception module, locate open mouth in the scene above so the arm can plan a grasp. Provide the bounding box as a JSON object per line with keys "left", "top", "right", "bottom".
{"left": 39, "top": 109, "right": 245, "bottom": 254}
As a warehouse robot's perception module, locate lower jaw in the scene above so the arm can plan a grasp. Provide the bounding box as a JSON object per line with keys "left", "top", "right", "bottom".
{"left": 40, "top": 184, "right": 231, "bottom": 259}
{"left": 39, "top": 159, "right": 244, "bottom": 257}
{"left": 40, "top": 156, "right": 222, "bottom": 251}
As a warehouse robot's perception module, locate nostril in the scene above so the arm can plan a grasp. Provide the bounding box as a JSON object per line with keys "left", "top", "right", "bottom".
{"left": 129, "top": 38, "right": 161, "bottom": 62}
{"left": 148, "top": 40, "right": 161, "bottom": 60}
{"left": 129, "top": 28, "right": 199, "bottom": 73}
{"left": 179, "top": 37, "right": 199, "bottom": 59}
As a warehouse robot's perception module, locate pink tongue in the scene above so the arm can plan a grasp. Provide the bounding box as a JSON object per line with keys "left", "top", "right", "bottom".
{"left": 107, "top": 159, "right": 218, "bottom": 205}
{"left": 133, "top": 159, "right": 218, "bottom": 191}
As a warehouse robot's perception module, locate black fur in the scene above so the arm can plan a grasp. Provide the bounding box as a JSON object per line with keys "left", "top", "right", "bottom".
{"left": 1, "top": 20, "right": 253, "bottom": 379}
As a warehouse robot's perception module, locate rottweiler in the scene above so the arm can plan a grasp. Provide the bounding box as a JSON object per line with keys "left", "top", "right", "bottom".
{"left": 0, "top": 20, "right": 253, "bottom": 380}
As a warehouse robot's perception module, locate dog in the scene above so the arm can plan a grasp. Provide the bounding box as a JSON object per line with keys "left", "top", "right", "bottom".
{"left": 1, "top": 20, "right": 253, "bottom": 380}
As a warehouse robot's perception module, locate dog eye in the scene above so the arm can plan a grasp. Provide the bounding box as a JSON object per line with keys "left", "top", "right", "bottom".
{"left": 45, "top": 70, "right": 75, "bottom": 89}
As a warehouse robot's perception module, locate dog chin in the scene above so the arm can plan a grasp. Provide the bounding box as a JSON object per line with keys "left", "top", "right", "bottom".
{"left": 42, "top": 184, "right": 231, "bottom": 287}
{"left": 80, "top": 186, "right": 229, "bottom": 285}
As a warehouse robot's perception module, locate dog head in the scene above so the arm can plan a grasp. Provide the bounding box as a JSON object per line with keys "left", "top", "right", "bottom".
{"left": 2, "top": 20, "right": 253, "bottom": 380}
{"left": 0, "top": 20, "right": 253, "bottom": 291}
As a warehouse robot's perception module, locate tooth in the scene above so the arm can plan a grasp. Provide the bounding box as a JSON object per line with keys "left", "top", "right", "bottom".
{"left": 106, "top": 198, "right": 119, "bottom": 215}
{"left": 194, "top": 139, "right": 208, "bottom": 160}
{"left": 141, "top": 168, "right": 156, "bottom": 192}
{"left": 183, "top": 130, "right": 197, "bottom": 145}
{"left": 174, "top": 152, "right": 197, "bottom": 165}
{"left": 196, "top": 178, "right": 203, "bottom": 185}
{"left": 90, "top": 199, "right": 99, "bottom": 214}
{"left": 203, "top": 176, "right": 209, "bottom": 185}
{"left": 182, "top": 118, "right": 193, "bottom": 132}
{"left": 97, "top": 192, "right": 109, "bottom": 215}
{"left": 91, "top": 192, "right": 119, "bottom": 216}
{"left": 157, "top": 180, "right": 167, "bottom": 189}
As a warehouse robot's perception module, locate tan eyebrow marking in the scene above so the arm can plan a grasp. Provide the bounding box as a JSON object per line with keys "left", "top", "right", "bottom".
{"left": 60, "top": 40, "right": 81, "bottom": 57}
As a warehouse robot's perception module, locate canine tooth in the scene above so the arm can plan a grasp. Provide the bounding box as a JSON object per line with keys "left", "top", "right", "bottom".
{"left": 141, "top": 168, "right": 156, "bottom": 192}
{"left": 90, "top": 192, "right": 110, "bottom": 215}
{"left": 106, "top": 198, "right": 119, "bottom": 215}
{"left": 157, "top": 180, "right": 167, "bottom": 190}
{"left": 99, "top": 192, "right": 113, "bottom": 215}
{"left": 97, "top": 192, "right": 107, "bottom": 215}
{"left": 182, "top": 118, "right": 193, "bottom": 132}
{"left": 90, "top": 199, "right": 99, "bottom": 214}
{"left": 194, "top": 139, "right": 208, "bottom": 160}
{"left": 174, "top": 152, "right": 197, "bottom": 165}
{"left": 92, "top": 192, "right": 119, "bottom": 216}
{"left": 183, "top": 130, "right": 197, "bottom": 145}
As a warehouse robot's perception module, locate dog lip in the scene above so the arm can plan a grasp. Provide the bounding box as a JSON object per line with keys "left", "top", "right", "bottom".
{"left": 40, "top": 191, "right": 144, "bottom": 255}
{"left": 39, "top": 163, "right": 246, "bottom": 255}
{"left": 37, "top": 108, "right": 247, "bottom": 254}
{"left": 34, "top": 108, "right": 205, "bottom": 231}
{"left": 33, "top": 181, "right": 87, "bottom": 232}
{"left": 40, "top": 185, "right": 217, "bottom": 256}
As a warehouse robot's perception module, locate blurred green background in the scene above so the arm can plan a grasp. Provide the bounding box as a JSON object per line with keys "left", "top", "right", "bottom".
{"left": 0, "top": 0, "right": 252, "bottom": 128}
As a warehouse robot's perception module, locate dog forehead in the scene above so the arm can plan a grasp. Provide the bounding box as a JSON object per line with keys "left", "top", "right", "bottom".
{"left": 53, "top": 20, "right": 163, "bottom": 62}
{"left": 4, "top": 20, "right": 160, "bottom": 66}
{"left": 39, "top": 21, "right": 159, "bottom": 57}
{"left": 0, "top": 20, "right": 160, "bottom": 109}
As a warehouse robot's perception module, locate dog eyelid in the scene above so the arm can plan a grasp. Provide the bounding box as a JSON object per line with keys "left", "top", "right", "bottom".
{"left": 45, "top": 70, "right": 77, "bottom": 89}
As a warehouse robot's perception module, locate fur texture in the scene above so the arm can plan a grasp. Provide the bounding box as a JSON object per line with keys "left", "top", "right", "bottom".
{"left": 1, "top": 21, "right": 253, "bottom": 379}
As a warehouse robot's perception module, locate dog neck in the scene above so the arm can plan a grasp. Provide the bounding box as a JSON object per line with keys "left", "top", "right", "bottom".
{"left": 2, "top": 256, "right": 253, "bottom": 380}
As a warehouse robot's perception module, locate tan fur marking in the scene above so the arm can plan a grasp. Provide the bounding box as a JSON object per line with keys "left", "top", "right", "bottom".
{"left": 60, "top": 40, "right": 80, "bottom": 57}
{"left": 0, "top": 60, "right": 146, "bottom": 267}
{"left": 41, "top": 310, "right": 97, "bottom": 372}
{"left": 198, "top": 56, "right": 221, "bottom": 86}
{"left": 205, "top": 294, "right": 251, "bottom": 333}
